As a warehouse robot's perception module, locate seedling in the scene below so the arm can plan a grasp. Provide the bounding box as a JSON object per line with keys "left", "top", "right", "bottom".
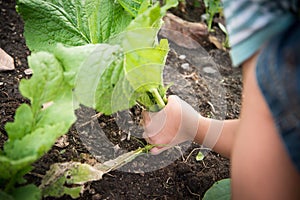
{"left": 203, "top": 0, "right": 223, "bottom": 32}
{"left": 218, "top": 22, "right": 230, "bottom": 48}
{"left": 196, "top": 151, "right": 205, "bottom": 161}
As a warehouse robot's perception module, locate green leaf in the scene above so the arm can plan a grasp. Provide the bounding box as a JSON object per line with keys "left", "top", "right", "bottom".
{"left": 0, "top": 154, "right": 36, "bottom": 180}
{"left": 117, "top": 0, "right": 145, "bottom": 17}
{"left": 73, "top": 44, "right": 123, "bottom": 108}
{"left": 19, "top": 52, "right": 65, "bottom": 114}
{"left": 16, "top": 0, "right": 89, "bottom": 52}
{"left": 4, "top": 125, "right": 65, "bottom": 160}
{"left": 95, "top": 56, "right": 138, "bottom": 115}
{"left": 124, "top": 39, "right": 169, "bottom": 93}
{"left": 53, "top": 43, "right": 136, "bottom": 115}
{"left": 12, "top": 184, "right": 41, "bottom": 200}
{"left": 16, "top": 0, "right": 133, "bottom": 51}
{"left": 121, "top": 0, "right": 177, "bottom": 110}
{"left": 97, "top": 68, "right": 138, "bottom": 115}
{"left": 54, "top": 43, "right": 99, "bottom": 86}
{"left": 41, "top": 162, "right": 103, "bottom": 198}
{"left": 0, "top": 190, "right": 14, "bottom": 200}
{"left": 85, "top": 0, "right": 133, "bottom": 44}
{"left": 5, "top": 104, "right": 33, "bottom": 141}
{"left": 203, "top": 178, "right": 231, "bottom": 200}
{"left": 95, "top": 1, "right": 177, "bottom": 113}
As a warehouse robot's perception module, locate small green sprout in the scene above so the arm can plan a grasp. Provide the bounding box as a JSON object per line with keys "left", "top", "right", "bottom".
{"left": 196, "top": 151, "right": 205, "bottom": 161}
{"left": 204, "top": 0, "right": 223, "bottom": 32}
{"left": 218, "top": 22, "right": 230, "bottom": 48}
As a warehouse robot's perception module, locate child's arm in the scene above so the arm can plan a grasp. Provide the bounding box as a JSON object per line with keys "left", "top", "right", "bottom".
{"left": 231, "top": 53, "right": 300, "bottom": 199}
{"left": 142, "top": 95, "right": 240, "bottom": 158}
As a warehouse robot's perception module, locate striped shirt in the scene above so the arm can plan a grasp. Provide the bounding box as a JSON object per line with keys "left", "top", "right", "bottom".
{"left": 223, "top": 0, "right": 299, "bottom": 67}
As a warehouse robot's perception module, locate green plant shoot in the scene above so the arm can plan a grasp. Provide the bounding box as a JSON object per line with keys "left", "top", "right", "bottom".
{"left": 204, "top": 0, "right": 223, "bottom": 32}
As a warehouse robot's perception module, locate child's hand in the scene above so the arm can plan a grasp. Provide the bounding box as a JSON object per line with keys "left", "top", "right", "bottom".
{"left": 142, "top": 95, "right": 201, "bottom": 154}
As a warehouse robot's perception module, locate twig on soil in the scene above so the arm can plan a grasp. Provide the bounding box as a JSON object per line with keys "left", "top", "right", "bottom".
{"left": 207, "top": 101, "right": 216, "bottom": 113}
{"left": 174, "top": 145, "right": 186, "bottom": 161}
{"left": 182, "top": 72, "right": 196, "bottom": 78}
{"left": 0, "top": 91, "right": 9, "bottom": 98}
{"left": 78, "top": 112, "right": 103, "bottom": 128}
{"left": 28, "top": 172, "right": 44, "bottom": 178}
{"left": 186, "top": 186, "right": 201, "bottom": 199}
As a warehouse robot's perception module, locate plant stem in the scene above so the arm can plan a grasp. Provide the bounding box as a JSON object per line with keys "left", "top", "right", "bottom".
{"left": 4, "top": 175, "right": 16, "bottom": 193}
{"left": 150, "top": 88, "right": 166, "bottom": 110}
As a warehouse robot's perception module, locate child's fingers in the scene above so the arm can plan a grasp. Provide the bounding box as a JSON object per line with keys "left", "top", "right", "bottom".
{"left": 143, "top": 111, "right": 167, "bottom": 137}
{"left": 141, "top": 110, "right": 151, "bottom": 126}
{"left": 150, "top": 145, "right": 171, "bottom": 155}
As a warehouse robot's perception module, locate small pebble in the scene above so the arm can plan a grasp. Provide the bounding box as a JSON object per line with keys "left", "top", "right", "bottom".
{"left": 179, "top": 54, "right": 186, "bottom": 60}
{"left": 181, "top": 63, "right": 190, "bottom": 70}
{"left": 92, "top": 194, "right": 102, "bottom": 200}
{"left": 203, "top": 66, "right": 217, "bottom": 74}
{"left": 24, "top": 68, "right": 33, "bottom": 75}
{"left": 120, "top": 134, "right": 127, "bottom": 141}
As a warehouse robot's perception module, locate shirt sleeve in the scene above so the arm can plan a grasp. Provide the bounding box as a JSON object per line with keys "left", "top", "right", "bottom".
{"left": 222, "top": 0, "right": 299, "bottom": 67}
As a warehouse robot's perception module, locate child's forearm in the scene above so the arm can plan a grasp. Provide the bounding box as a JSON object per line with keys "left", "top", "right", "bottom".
{"left": 194, "top": 117, "right": 240, "bottom": 158}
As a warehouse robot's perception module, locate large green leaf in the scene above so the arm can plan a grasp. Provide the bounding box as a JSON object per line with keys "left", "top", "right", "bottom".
{"left": 124, "top": 39, "right": 169, "bottom": 93}
{"left": 123, "top": 0, "right": 178, "bottom": 51}
{"left": 72, "top": 44, "right": 123, "bottom": 108}
{"left": 54, "top": 43, "right": 99, "bottom": 86}
{"left": 121, "top": 0, "right": 178, "bottom": 110}
{"left": 95, "top": 61, "right": 138, "bottom": 115}
{"left": 58, "top": 43, "right": 136, "bottom": 115}
{"left": 117, "top": 0, "right": 145, "bottom": 17}
{"left": 50, "top": 43, "right": 136, "bottom": 115}
{"left": 84, "top": 0, "right": 133, "bottom": 44}
{"left": 16, "top": 0, "right": 133, "bottom": 51}
{"left": 16, "top": 0, "right": 89, "bottom": 51}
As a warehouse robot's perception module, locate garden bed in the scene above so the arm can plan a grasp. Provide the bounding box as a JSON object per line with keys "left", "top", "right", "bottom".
{"left": 0, "top": 0, "right": 242, "bottom": 199}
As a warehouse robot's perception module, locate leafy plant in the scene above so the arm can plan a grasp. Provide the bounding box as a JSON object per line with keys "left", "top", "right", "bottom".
{"left": 0, "top": 0, "right": 178, "bottom": 199}
{"left": 0, "top": 52, "right": 76, "bottom": 199}
{"left": 203, "top": 0, "right": 223, "bottom": 31}
{"left": 17, "top": 0, "right": 176, "bottom": 112}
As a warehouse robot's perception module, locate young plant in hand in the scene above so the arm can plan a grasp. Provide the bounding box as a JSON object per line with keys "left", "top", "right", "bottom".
{"left": 0, "top": 0, "right": 178, "bottom": 199}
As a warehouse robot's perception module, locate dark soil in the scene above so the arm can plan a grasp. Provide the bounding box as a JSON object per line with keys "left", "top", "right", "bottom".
{"left": 0, "top": 0, "right": 242, "bottom": 199}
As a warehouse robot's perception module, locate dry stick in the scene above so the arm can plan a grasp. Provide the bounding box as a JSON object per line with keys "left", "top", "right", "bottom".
{"left": 78, "top": 112, "right": 103, "bottom": 128}
{"left": 207, "top": 101, "right": 216, "bottom": 113}
{"left": 186, "top": 186, "right": 201, "bottom": 199}
{"left": 174, "top": 145, "right": 186, "bottom": 161}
